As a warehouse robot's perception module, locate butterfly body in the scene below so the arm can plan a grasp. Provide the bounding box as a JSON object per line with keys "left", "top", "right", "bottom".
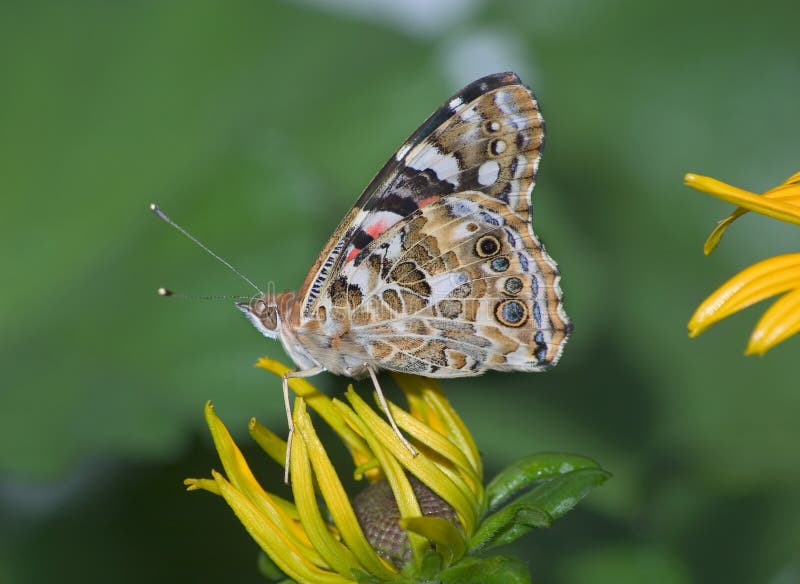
{"left": 239, "top": 72, "right": 571, "bottom": 383}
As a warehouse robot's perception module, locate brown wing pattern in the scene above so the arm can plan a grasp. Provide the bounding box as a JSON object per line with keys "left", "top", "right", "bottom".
{"left": 297, "top": 72, "right": 545, "bottom": 319}
{"left": 323, "top": 192, "right": 571, "bottom": 377}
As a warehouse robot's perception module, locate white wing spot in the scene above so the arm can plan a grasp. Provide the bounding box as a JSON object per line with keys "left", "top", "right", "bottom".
{"left": 449, "top": 97, "right": 463, "bottom": 110}
{"left": 407, "top": 145, "right": 460, "bottom": 186}
{"left": 494, "top": 90, "right": 513, "bottom": 105}
{"left": 429, "top": 272, "right": 468, "bottom": 302}
{"left": 395, "top": 143, "right": 412, "bottom": 161}
{"left": 478, "top": 160, "right": 500, "bottom": 186}
{"left": 513, "top": 154, "right": 527, "bottom": 179}
{"left": 447, "top": 198, "right": 480, "bottom": 217}
{"left": 460, "top": 106, "right": 480, "bottom": 122}
{"left": 497, "top": 99, "right": 516, "bottom": 116}
{"left": 348, "top": 267, "right": 372, "bottom": 292}
{"left": 509, "top": 113, "right": 529, "bottom": 130}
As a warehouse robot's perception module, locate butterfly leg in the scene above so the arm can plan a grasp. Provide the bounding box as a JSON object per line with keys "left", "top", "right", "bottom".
{"left": 282, "top": 366, "right": 325, "bottom": 483}
{"left": 364, "top": 364, "right": 419, "bottom": 457}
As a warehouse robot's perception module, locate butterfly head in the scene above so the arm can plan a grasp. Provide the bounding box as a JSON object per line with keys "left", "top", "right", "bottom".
{"left": 237, "top": 294, "right": 280, "bottom": 339}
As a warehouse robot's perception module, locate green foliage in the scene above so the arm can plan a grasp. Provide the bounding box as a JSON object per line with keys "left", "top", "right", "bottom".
{"left": 485, "top": 453, "right": 604, "bottom": 510}
{"left": 383, "top": 453, "right": 607, "bottom": 582}
{"left": 437, "top": 556, "right": 530, "bottom": 584}
{"left": 358, "top": 553, "right": 531, "bottom": 584}
{"left": 472, "top": 455, "right": 609, "bottom": 553}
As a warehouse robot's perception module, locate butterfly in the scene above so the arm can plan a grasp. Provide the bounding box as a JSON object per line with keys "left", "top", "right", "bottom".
{"left": 237, "top": 72, "right": 572, "bottom": 470}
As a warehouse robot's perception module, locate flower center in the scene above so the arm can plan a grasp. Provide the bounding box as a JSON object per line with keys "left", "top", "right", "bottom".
{"left": 352, "top": 475, "right": 460, "bottom": 568}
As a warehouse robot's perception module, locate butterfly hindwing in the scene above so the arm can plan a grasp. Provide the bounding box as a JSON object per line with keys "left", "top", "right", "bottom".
{"left": 322, "top": 191, "right": 570, "bottom": 377}
{"left": 297, "top": 72, "right": 545, "bottom": 319}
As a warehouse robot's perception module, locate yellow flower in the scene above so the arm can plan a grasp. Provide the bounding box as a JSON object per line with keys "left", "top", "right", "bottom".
{"left": 184, "top": 358, "right": 609, "bottom": 582}
{"left": 185, "top": 357, "right": 483, "bottom": 582}
{"left": 686, "top": 171, "right": 800, "bottom": 354}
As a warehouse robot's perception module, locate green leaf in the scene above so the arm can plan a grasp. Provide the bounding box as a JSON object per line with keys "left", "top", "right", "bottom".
{"left": 522, "top": 467, "right": 611, "bottom": 520}
{"left": 485, "top": 452, "right": 604, "bottom": 511}
{"left": 437, "top": 555, "right": 531, "bottom": 584}
{"left": 469, "top": 502, "right": 552, "bottom": 553}
{"left": 471, "top": 468, "right": 610, "bottom": 552}
{"left": 407, "top": 548, "right": 443, "bottom": 580}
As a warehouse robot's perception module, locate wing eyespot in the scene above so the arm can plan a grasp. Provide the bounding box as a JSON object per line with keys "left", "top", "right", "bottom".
{"left": 495, "top": 299, "right": 529, "bottom": 327}
{"left": 489, "top": 139, "right": 507, "bottom": 156}
{"left": 475, "top": 235, "right": 501, "bottom": 257}
{"left": 490, "top": 256, "right": 510, "bottom": 272}
{"left": 483, "top": 120, "right": 502, "bottom": 134}
{"left": 503, "top": 277, "right": 523, "bottom": 295}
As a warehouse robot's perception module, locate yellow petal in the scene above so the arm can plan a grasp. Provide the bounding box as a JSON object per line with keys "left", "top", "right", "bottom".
{"left": 293, "top": 400, "right": 397, "bottom": 579}
{"left": 213, "top": 471, "right": 352, "bottom": 584}
{"left": 782, "top": 171, "right": 800, "bottom": 185}
{"left": 248, "top": 417, "right": 287, "bottom": 468}
{"left": 184, "top": 477, "right": 220, "bottom": 495}
{"left": 766, "top": 184, "right": 800, "bottom": 199}
{"left": 256, "top": 357, "right": 372, "bottom": 465}
{"left": 341, "top": 390, "right": 478, "bottom": 536}
{"left": 334, "top": 398, "right": 429, "bottom": 564}
{"left": 746, "top": 287, "right": 800, "bottom": 355}
{"left": 289, "top": 401, "right": 365, "bottom": 577}
{"left": 723, "top": 266, "right": 800, "bottom": 313}
{"left": 684, "top": 173, "right": 800, "bottom": 226}
{"left": 352, "top": 458, "right": 382, "bottom": 481}
{"left": 703, "top": 182, "right": 800, "bottom": 254}
{"left": 703, "top": 208, "right": 748, "bottom": 255}
{"left": 391, "top": 373, "right": 447, "bottom": 432}
{"left": 385, "top": 400, "right": 482, "bottom": 494}
{"left": 688, "top": 254, "right": 800, "bottom": 336}
{"left": 418, "top": 388, "right": 483, "bottom": 481}
{"left": 391, "top": 373, "right": 482, "bottom": 479}
{"left": 399, "top": 516, "right": 466, "bottom": 566}
{"left": 203, "top": 402, "right": 322, "bottom": 564}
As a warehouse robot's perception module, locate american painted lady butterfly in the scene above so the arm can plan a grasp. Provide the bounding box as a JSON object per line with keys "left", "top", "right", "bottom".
{"left": 236, "top": 72, "right": 572, "bottom": 470}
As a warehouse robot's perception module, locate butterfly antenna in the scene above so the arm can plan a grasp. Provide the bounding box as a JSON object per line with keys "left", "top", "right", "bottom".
{"left": 157, "top": 288, "right": 250, "bottom": 301}
{"left": 150, "top": 203, "right": 264, "bottom": 296}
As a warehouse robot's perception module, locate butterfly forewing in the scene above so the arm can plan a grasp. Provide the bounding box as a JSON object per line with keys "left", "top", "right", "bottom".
{"left": 298, "top": 72, "right": 545, "bottom": 319}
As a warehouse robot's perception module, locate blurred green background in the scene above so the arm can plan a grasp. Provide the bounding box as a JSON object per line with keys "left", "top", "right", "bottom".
{"left": 2, "top": 1, "right": 799, "bottom": 582}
